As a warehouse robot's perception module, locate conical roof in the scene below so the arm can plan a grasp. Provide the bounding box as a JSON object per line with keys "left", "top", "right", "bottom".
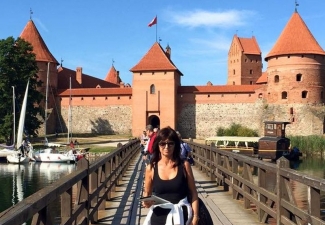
{"left": 130, "top": 42, "right": 182, "bottom": 75}
{"left": 105, "top": 65, "right": 122, "bottom": 84}
{"left": 266, "top": 12, "right": 325, "bottom": 60}
{"left": 20, "top": 20, "right": 58, "bottom": 64}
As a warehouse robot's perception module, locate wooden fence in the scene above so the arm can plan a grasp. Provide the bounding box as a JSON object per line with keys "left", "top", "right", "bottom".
{"left": 0, "top": 139, "right": 140, "bottom": 225}
{"left": 187, "top": 141, "right": 325, "bottom": 225}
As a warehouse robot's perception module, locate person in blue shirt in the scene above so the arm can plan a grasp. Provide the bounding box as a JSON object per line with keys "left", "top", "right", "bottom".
{"left": 176, "top": 131, "right": 193, "bottom": 164}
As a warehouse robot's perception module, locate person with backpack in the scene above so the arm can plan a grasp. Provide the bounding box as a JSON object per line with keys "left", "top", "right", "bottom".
{"left": 176, "top": 131, "right": 194, "bottom": 165}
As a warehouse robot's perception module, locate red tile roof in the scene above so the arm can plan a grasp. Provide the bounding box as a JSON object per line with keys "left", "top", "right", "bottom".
{"left": 178, "top": 85, "right": 261, "bottom": 94}
{"left": 130, "top": 42, "right": 183, "bottom": 75}
{"left": 237, "top": 35, "right": 261, "bottom": 55}
{"left": 105, "top": 65, "right": 122, "bottom": 84}
{"left": 256, "top": 72, "right": 267, "bottom": 84}
{"left": 20, "top": 20, "right": 58, "bottom": 64}
{"left": 57, "top": 67, "right": 120, "bottom": 89}
{"left": 266, "top": 12, "right": 325, "bottom": 59}
{"left": 57, "top": 87, "right": 132, "bottom": 96}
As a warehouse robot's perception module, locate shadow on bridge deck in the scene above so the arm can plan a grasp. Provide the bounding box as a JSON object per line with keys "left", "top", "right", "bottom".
{"left": 97, "top": 153, "right": 261, "bottom": 225}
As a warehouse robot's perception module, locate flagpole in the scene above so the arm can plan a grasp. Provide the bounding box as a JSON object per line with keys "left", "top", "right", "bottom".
{"left": 156, "top": 15, "right": 158, "bottom": 42}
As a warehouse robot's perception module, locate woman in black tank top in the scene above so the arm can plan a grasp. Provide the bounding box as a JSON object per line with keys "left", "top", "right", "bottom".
{"left": 142, "top": 126, "right": 199, "bottom": 225}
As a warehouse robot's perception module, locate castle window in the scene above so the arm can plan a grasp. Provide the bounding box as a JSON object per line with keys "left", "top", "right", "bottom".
{"left": 296, "top": 73, "right": 302, "bottom": 81}
{"left": 232, "top": 81, "right": 235, "bottom": 85}
{"left": 250, "top": 81, "right": 253, "bottom": 85}
{"left": 93, "top": 97, "right": 95, "bottom": 100}
{"left": 258, "top": 93, "right": 263, "bottom": 98}
{"left": 281, "top": 91, "right": 287, "bottom": 99}
{"left": 302, "top": 91, "right": 308, "bottom": 98}
{"left": 150, "top": 84, "right": 155, "bottom": 94}
{"left": 250, "top": 69, "right": 253, "bottom": 74}
{"left": 248, "top": 94, "right": 251, "bottom": 97}
{"left": 140, "top": 72, "right": 142, "bottom": 75}
{"left": 164, "top": 71, "right": 167, "bottom": 74}
{"left": 255, "top": 60, "right": 258, "bottom": 62}
{"left": 321, "top": 91, "right": 324, "bottom": 99}
{"left": 274, "top": 75, "right": 279, "bottom": 83}
{"left": 288, "top": 55, "right": 290, "bottom": 58}
{"left": 233, "top": 69, "right": 235, "bottom": 75}
{"left": 152, "top": 72, "right": 155, "bottom": 75}
{"left": 301, "top": 55, "right": 304, "bottom": 58}
{"left": 221, "top": 94, "right": 224, "bottom": 97}
{"left": 105, "top": 96, "right": 108, "bottom": 100}
{"left": 129, "top": 96, "right": 132, "bottom": 99}
{"left": 118, "top": 96, "right": 120, "bottom": 99}
{"left": 207, "top": 94, "right": 210, "bottom": 98}
{"left": 81, "top": 97, "right": 84, "bottom": 100}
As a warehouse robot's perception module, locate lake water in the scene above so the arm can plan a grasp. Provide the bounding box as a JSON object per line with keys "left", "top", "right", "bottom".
{"left": 0, "top": 158, "right": 324, "bottom": 224}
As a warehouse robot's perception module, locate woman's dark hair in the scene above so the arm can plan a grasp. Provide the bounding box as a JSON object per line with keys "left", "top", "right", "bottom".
{"left": 150, "top": 126, "right": 181, "bottom": 167}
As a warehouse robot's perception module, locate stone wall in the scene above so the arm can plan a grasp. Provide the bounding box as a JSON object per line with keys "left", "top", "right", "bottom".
{"left": 177, "top": 101, "right": 325, "bottom": 139}
{"left": 58, "top": 105, "right": 132, "bottom": 135}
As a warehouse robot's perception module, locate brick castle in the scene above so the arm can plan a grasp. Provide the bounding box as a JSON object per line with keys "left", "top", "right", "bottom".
{"left": 15, "top": 9, "right": 325, "bottom": 139}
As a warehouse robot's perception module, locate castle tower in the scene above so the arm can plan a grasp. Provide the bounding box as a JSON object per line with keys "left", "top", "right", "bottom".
{"left": 20, "top": 20, "right": 59, "bottom": 134}
{"left": 105, "top": 65, "right": 122, "bottom": 85}
{"left": 130, "top": 42, "right": 183, "bottom": 136}
{"left": 227, "top": 35, "right": 262, "bottom": 85}
{"left": 265, "top": 11, "right": 325, "bottom": 104}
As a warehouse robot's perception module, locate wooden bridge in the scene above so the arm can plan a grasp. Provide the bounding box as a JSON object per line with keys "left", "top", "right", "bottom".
{"left": 0, "top": 139, "right": 323, "bottom": 225}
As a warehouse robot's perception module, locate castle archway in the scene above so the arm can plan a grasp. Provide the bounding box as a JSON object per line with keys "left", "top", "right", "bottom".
{"left": 148, "top": 115, "right": 160, "bottom": 129}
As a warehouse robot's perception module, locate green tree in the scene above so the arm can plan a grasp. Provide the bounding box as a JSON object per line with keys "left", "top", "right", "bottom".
{"left": 0, "top": 37, "right": 44, "bottom": 143}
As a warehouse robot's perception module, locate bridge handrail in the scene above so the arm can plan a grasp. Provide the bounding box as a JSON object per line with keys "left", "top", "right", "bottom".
{"left": 186, "top": 140, "right": 325, "bottom": 225}
{"left": 0, "top": 139, "right": 141, "bottom": 225}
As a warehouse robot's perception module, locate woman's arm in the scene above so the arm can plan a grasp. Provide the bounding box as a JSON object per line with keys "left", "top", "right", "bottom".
{"left": 184, "top": 161, "right": 199, "bottom": 225}
{"left": 142, "top": 164, "right": 154, "bottom": 208}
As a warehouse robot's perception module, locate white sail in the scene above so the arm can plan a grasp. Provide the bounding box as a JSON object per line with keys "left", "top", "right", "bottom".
{"left": 16, "top": 81, "right": 29, "bottom": 148}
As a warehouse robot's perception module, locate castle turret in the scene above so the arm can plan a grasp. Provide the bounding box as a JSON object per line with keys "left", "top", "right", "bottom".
{"left": 20, "top": 20, "right": 59, "bottom": 134}
{"left": 105, "top": 65, "right": 122, "bottom": 85}
{"left": 227, "top": 35, "right": 262, "bottom": 85}
{"left": 20, "top": 20, "right": 59, "bottom": 91}
{"left": 130, "top": 42, "right": 182, "bottom": 136}
{"left": 265, "top": 11, "right": 325, "bottom": 104}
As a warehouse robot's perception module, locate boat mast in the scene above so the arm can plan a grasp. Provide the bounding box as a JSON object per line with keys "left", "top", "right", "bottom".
{"left": 67, "top": 76, "right": 72, "bottom": 144}
{"left": 45, "top": 62, "right": 50, "bottom": 144}
{"left": 12, "top": 86, "right": 15, "bottom": 147}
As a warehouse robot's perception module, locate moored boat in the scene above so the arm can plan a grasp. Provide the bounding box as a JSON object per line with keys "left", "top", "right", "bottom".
{"left": 32, "top": 148, "right": 76, "bottom": 163}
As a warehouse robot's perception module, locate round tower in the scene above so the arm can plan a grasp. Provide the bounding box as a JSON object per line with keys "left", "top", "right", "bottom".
{"left": 20, "top": 20, "right": 59, "bottom": 134}
{"left": 265, "top": 11, "right": 325, "bottom": 104}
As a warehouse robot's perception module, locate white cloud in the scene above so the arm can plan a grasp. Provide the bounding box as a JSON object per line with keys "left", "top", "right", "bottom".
{"left": 167, "top": 9, "right": 255, "bottom": 28}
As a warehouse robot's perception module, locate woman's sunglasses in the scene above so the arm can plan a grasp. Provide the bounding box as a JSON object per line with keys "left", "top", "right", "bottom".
{"left": 158, "top": 141, "right": 175, "bottom": 147}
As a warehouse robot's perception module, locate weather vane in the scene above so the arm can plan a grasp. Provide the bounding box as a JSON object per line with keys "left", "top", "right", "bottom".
{"left": 30, "top": 8, "right": 33, "bottom": 20}
{"left": 295, "top": 0, "right": 299, "bottom": 12}
{"left": 60, "top": 58, "right": 64, "bottom": 67}
{"left": 159, "top": 37, "right": 162, "bottom": 43}
{"left": 112, "top": 59, "right": 115, "bottom": 66}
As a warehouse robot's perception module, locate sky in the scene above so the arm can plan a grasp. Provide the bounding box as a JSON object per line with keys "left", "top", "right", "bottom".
{"left": 1, "top": 0, "right": 325, "bottom": 86}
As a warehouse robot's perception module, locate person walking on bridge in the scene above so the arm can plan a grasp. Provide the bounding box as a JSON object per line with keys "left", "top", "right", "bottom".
{"left": 142, "top": 126, "right": 199, "bottom": 225}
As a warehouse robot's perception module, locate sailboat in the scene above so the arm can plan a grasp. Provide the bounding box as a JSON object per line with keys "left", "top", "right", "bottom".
{"left": 6, "top": 81, "right": 33, "bottom": 164}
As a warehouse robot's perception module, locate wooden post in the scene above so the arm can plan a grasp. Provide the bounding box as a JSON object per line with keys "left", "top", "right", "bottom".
{"left": 90, "top": 167, "right": 99, "bottom": 223}
{"left": 257, "top": 167, "right": 267, "bottom": 222}
{"left": 210, "top": 144, "right": 216, "bottom": 182}
{"left": 76, "top": 157, "right": 89, "bottom": 224}
{"left": 232, "top": 158, "right": 239, "bottom": 199}
{"left": 276, "top": 157, "right": 289, "bottom": 225}
{"left": 61, "top": 187, "right": 72, "bottom": 224}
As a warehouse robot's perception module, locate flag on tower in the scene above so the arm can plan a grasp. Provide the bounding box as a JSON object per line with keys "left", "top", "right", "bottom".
{"left": 148, "top": 16, "right": 157, "bottom": 27}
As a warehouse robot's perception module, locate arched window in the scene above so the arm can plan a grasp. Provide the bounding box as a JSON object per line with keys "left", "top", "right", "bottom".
{"left": 296, "top": 73, "right": 302, "bottom": 81}
{"left": 302, "top": 91, "right": 308, "bottom": 98}
{"left": 150, "top": 84, "right": 155, "bottom": 94}
{"left": 281, "top": 91, "right": 287, "bottom": 99}
{"left": 274, "top": 75, "right": 279, "bottom": 83}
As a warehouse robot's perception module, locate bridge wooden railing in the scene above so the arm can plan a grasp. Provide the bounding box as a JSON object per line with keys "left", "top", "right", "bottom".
{"left": 187, "top": 141, "right": 325, "bottom": 225}
{"left": 0, "top": 139, "right": 140, "bottom": 225}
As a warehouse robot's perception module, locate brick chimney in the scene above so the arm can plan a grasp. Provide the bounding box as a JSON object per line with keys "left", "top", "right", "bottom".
{"left": 76, "top": 67, "right": 82, "bottom": 84}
